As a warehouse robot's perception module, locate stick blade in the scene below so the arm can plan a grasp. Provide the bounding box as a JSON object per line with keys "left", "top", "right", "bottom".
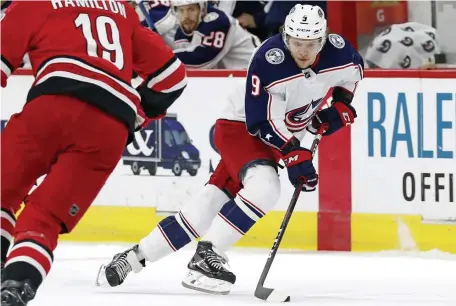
{"left": 255, "top": 286, "right": 290, "bottom": 303}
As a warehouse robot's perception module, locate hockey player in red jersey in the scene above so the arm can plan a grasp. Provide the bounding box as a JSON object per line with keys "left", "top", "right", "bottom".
{"left": 0, "top": 1, "right": 187, "bottom": 305}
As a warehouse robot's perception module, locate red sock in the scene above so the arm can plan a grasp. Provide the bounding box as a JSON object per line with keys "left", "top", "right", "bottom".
{"left": 3, "top": 203, "right": 59, "bottom": 289}
{"left": 1, "top": 208, "right": 16, "bottom": 264}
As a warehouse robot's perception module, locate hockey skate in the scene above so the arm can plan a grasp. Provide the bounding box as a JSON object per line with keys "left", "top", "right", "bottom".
{"left": 96, "top": 245, "right": 145, "bottom": 287}
{"left": 182, "top": 241, "right": 236, "bottom": 295}
{"left": 1, "top": 280, "right": 36, "bottom": 306}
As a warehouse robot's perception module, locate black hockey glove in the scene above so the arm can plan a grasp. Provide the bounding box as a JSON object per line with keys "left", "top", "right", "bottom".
{"left": 281, "top": 138, "right": 318, "bottom": 192}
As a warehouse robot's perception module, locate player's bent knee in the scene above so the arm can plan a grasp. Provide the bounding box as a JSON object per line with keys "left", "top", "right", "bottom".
{"left": 238, "top": 164, "right": 280, "bottom": 216}
{"left": 179, "top": 184, "right": 230, "bottom": 236}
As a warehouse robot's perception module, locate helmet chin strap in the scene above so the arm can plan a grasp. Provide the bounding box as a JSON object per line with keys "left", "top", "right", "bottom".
{"left": 282, "top": 31, "right": 290, "bottom": 50}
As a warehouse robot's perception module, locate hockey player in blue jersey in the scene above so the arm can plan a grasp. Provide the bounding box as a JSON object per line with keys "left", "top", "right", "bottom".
{"left": 97, "top": 4, "right": 364, "bottom": 295}
{"left": 171, "top": 0, "right": 260, "bottom": 69}
{"left": 133, "top": 0, "right": 246, "bottom": 52}
{"left": 132, "top": 0, "right": 178, "bottom": 48}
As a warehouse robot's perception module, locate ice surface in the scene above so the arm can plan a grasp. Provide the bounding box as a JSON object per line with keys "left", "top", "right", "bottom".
{"left": 30, "top": 242, "right": 456, "bottom": 306}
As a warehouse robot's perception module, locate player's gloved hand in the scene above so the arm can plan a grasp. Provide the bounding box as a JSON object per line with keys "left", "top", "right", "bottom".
{"left": 310, "top": 101, "right": 357, "bottom": 136}
{"left": 281, "top": 139, "right": 318, "bottom": 192}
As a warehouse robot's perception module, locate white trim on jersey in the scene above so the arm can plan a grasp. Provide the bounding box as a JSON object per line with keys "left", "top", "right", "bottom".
{"left": 36, "top": 71, "right": 138, "bottom": 113}
{"left": 319, "top": 62, "right": 355, "bottom": 74}
{"left": 135, "top": 114, "right": 146, "bottom": 129}
{"left": 358, "top": 64, "right": 364, "bottom": 79}
{"left": 1, "top": 59, "right": 12, "bottom": 77}
{"left": 1, "top": 230, "right": 12, "bottom": 242}
{"left": 266, "top": 92, "right": 291, "bottom": 143}
{"left": 248, "top": 129, "right": 280, "bottom": 151}
{"left": 1, "top": 210, "right": 16, "bottom": 227}
{"left": 146, "top": 58, "right": 184, "bottom": 90}
{"left": 36, "top": 57, "right": 140, "bottom": 100}
{"left": 161, "top": 77, "right": 188, "bottom": 93}
{"left": 265, "top": 73, "right": 304, "bottom": 90}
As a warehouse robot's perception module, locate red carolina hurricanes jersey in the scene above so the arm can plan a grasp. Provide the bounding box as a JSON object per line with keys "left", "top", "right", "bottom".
{"left": 1, "top": 0, "right": 187, "bottom": 133}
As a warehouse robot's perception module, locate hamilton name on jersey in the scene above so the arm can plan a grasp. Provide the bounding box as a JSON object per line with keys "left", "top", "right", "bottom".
{"left": 223, "top": 33, "right": 364, "bottom": 150}
{"left": 50, "top": 0, "right": 127, "bottom": 18}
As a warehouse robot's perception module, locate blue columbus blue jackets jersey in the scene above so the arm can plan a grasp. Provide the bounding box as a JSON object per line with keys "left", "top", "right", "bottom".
{"left": 221, "top": 33, "right": 364, "bottom": 151}
{"left": 173, "top": 6, "right": 260, "bottom": 69}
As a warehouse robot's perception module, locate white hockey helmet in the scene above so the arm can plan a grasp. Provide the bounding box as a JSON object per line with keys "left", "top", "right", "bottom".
{"left": 172, "top": 0, "right": 207, "bottom": 9}
{"left": 283, "top": 4, "right": 327, "bottom": 52}
{"left": 171, "top": 0, "right": 208, "bottom": 18}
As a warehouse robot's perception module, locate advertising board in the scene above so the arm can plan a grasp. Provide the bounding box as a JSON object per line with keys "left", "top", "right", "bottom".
{"left": 2, "top": 69, "right": 454, "bottom": 252}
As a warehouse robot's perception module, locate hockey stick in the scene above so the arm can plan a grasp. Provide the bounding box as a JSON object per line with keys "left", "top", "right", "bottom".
{"left": 137, "top": 1, "right": 158, "bottom": 32}
{"left": 254, "top": 125, "right": 327, "bottom": 303}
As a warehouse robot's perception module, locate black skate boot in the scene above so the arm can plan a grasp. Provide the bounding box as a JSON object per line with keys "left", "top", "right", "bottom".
{"left": 96, "top": 245, "right": 145, "bottom": 287}
{"left": 181, "top": 241, "right": 236, "bottom": 295}
{"left": 1, "top": 280, "right": 36, "bottom": 306}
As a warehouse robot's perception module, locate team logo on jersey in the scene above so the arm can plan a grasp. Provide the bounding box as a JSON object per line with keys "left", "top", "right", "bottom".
{"left": 328, "top": 34, "right": 345, "bottom": 49}
{"left": 265, "top": 48, "right": 285, "bottom": 65}
{"left": 285, "top": 98, "right": 323, "bottom": 132}
{"left": 204, "top": 12, "right": 219, "bottom": 23}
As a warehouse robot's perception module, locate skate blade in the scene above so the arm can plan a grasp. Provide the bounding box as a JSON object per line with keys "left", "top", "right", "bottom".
{"left": 181, "top": 270, "right": 231, "bottom": 295}
{"left": 95, "top": 264, "right": 108, "bottom": 287}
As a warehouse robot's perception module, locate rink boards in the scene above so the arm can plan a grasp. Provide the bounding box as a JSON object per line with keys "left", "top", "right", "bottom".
{"left": 2, "top": 69, "right": 455, "bottom": 253}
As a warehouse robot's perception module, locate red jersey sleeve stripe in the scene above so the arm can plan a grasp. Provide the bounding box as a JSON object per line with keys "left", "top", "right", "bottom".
{"left": 154, "top": 62, "right": 187, "bottom": 93}
{"left": 146, "top": 57, "right": 186, "bottom": 91}
{"left": 1, "top": 56, "right": 13, "bottom": 77}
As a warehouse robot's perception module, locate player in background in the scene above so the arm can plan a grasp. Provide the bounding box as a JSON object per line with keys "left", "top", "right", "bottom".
{"left": 132, "top": 0, "right": 241, "bottom": 51}
{"left": 133, "top": 0, "right": 179, "bottom": 48}
{"left": 97, "top": 4, "right": 363, "bottom": 295}
{"left": 0, "top": 1, "right": 187, "bottom": 305}
{"left": 171, "top": 0, "right": 260, "bottom": 69}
